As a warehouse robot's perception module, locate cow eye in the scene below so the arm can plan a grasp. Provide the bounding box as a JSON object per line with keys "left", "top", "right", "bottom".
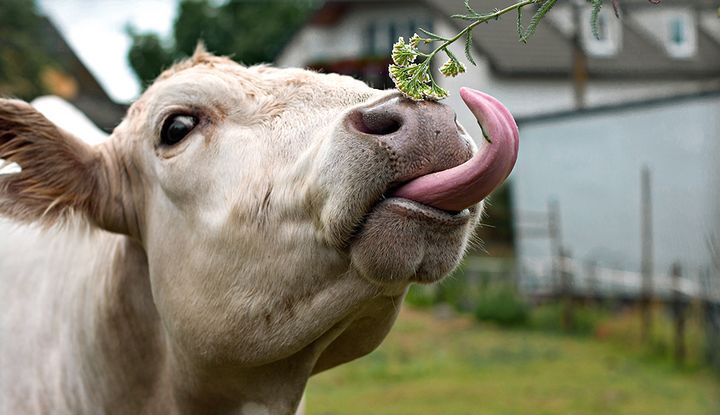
{"left": 160, "top": 114, "right": 198, "bottom": 146}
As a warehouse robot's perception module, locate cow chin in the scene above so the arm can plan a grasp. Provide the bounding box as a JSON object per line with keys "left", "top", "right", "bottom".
{"left": 349, "top": 197, "right": 480, "bottom": 285}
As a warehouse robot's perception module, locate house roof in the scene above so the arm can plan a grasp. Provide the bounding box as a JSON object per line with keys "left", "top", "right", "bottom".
{"left": 424, "top": 0, "right": 720, "bottom": 78}
{"left": 621, "top": 0, "right": 717, "bottom": 7}
{"left": 38, "top": 16, "right": 127, "bottom": 132}
{"left": 300, "top": 0, "right": 720, "bottom": 79}
{"left": 516, "top": 88, "right": 720, "bottom": 125}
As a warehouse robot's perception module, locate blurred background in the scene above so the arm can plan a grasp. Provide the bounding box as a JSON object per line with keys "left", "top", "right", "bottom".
{"left": 1, "top": 0, "right": 719, "bottom": 413}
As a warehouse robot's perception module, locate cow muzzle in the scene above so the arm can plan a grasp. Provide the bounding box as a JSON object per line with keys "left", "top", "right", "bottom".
{"left": 345, "top": 88, "right": 519, "bottom": 214}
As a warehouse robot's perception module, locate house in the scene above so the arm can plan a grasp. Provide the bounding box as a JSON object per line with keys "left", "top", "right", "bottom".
{"left": 513, "top": 91, "right": 720, "bottom": 300}
{"left": 277, "top": 0, "right": 720, "bottom": 120}
{"left": 277, "top": 0, "right": 720, "bottom": 297}
{"left": 37, "top": 16, "right": 127, "bottom": 132}
{"left": 0, "top": 15, "right": 126, "bottom": 132}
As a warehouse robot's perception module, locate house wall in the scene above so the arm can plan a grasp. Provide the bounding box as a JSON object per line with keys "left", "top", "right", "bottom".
{"left": 278, "top": 3, "right": 719, "bottom": 146}
{"left": 701, "top": 9, "right": 720, "bottom": 42}
{"left": 511, "top": 93, "right": 720, "bottom": 290}
{"left": 277, "top": 3, "right": 432, "bottom": 68}
{"left": 434, "top": 18, "right": 720, "bottom": 148}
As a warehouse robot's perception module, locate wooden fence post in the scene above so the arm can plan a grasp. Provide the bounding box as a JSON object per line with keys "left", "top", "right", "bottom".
{"left": 640, "top": 166, "right": 654, "bottom": 343}
{"left": 670, "top": 262, "right": 687, "bottom": 366}
{"left": 548, "top": 199, "right": 563, "bottom": 296}
{"left": 560, "top": 248, "right": 575, "bottom": 332}
{"left": 700, "top": 266, "right": 720, "bottom": 372}
{"left": 585, "top": 260, "right": 600, "bottom": 306}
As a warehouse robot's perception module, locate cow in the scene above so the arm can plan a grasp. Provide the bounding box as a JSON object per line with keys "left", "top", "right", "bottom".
{"left": 0, "top": 47, "right": 518, "bottom": 414}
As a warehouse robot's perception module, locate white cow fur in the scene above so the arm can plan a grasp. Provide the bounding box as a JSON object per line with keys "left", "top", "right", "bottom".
{"left": 0, "top": 50, "right": 482, "bottom": 414}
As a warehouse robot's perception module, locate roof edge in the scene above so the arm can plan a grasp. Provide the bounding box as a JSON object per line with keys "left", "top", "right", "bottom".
{"left": 517, "top": 88, "right": 720, "bottom": 124}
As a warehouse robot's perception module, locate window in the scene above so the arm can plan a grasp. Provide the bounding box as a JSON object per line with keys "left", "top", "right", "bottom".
{"left": 665, "top": 12, "right": 696, "bottom": 59}
{"left": 581, "top": 6, "right": 622, "bottom": 57}
{"left": 365, "top": 17, "right": 433, "bottom": 56}
{"left": 388, "top": 21, "right": 398, "bottom": 55}
{"left": 596, "top": 13, "right": 609, "bottom": 41}
{"left": 670, "top": 17, "right": 685, "bottom": 44}
{"left": 365, "top": 22, "right": 377, "bottom": 56}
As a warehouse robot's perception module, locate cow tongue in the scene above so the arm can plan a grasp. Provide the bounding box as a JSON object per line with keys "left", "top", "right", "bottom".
{"left": 391, "top": 87, "right": 519, "bottom": 212}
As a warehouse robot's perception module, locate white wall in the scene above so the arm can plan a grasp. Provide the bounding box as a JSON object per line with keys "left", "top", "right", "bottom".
{"left": 511, "top": 94, "right": 720, "bottom": 282}
{"left": 631, "top": 6, "right": 699, "bottom": 58}
{"left": 276, "top": 4, "right": 431, "bottom": 68}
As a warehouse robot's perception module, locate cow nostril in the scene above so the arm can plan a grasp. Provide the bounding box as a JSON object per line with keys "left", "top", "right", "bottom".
{"left": 347, "top": 110, "right": 402, "bottom": 136}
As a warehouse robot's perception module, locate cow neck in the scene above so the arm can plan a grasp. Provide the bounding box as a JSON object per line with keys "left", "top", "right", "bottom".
{"left": 65, "top": 235, "right": 167, "bottom": 413}
{"left": 72, "top": 235, "right": 308, "bottom": 415}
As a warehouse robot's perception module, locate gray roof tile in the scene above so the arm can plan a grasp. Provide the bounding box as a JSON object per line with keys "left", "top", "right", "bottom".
{"left": 424, "top": 0, "right": 720, "bottom": 77}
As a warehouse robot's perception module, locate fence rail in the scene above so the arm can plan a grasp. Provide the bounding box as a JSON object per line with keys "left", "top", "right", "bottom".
{"left": 512, "top": 256, "right": 720, "bottom": 303}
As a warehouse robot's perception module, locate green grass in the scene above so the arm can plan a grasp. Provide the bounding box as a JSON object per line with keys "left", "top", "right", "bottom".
{"left": 307, "top": 307, "right": 720, "bottom": 415}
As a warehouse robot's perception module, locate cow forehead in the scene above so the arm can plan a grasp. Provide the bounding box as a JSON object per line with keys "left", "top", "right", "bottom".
{"left": 130, "top": 61, "right": 372, "bottom": 131}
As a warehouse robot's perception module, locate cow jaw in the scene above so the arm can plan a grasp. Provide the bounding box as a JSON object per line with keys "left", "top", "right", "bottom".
{"left": 350, "top": 199, "right": 477, "bottom": 285}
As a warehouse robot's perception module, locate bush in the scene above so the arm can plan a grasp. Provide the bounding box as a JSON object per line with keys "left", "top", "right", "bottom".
{"left": 531, "top": 303, "right": 608, "bottom": 336}
{"left": 404, "top": 284, "right": 436, "bottom": 309}
{"left": 473, "top": 285, "right": 530, "bottom": 327}
{"left": 435, "top": 272, "right": 473, "bottom": 311}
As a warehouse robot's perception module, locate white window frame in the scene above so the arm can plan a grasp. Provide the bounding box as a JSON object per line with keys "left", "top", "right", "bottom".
{"left": 664, "top": 11, "right": 697, "bottom": 59}
{"left": 580, "top": 6, "right": 622, "bottom": 57}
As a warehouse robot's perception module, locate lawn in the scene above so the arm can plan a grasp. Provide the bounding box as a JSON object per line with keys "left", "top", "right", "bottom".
{"left": 306, "top": 307, "right": 720, "bottom": 415}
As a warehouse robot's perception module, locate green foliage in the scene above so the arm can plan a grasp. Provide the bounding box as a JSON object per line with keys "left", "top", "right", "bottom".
{"left": 531, "top": 303, "right": 608, "bottom": 336}
{"left": 309, "top": 309, "right": 720, "bottom": 414}
{"left": 127, "top": 0, "right": 317, "bottom": 88}
{"left": 474, "top": 285, "right": 530, "bottom": 327}
{"left": 404, "top": 266, "right": 475, "bottom": 311}
{"left": 589, "top": 0, "right": 604, "bottom": 40}
{"left": 126, "top": 29, "right": 175, "bottom": 88}
{"left": 435, "top": 272, "right": 475, "bottom": 311}
{"left": 520, "top": 0, "right": 558, "bottom": 43}
{"left": 404, "top": 284, "right": 436, "bottom": 309}
{"left": 0, "top": 0, "right": 52, "bottom": 99}
{"left": 389, "top": 0, "right": 538, "bottom": 102}
{"left": 598, "top": 306, "right": 710, "bottom": 370}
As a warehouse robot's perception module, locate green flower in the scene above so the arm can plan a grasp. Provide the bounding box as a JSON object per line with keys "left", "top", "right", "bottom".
{"left": 421, "top": 82, "right": 449, "bottom": 101}
{"left": 390, "top": 62, "right": 450, "bottom": 101}
{"left": 439, "top": 59, "right": 466, "bottom": 77}
{"left": 409, "top": 34, "right": 423, "bottom": 48}
{"left": 389, "top": 63, "right": 425, "bottom": 100}
{"left": 391, "top": 37, "right": 418, "bottom": 66}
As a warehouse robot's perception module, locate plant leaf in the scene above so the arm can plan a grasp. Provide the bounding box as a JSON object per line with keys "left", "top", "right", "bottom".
{"left": 464, "top": 0, "right": 479, "bottom": 15}
{"left": 452, "top": 13, "right": 483, "bottom": 21}
{"left": 521, "top": 0, "right": 558, "bottom": 42}
{"left": 517, "top": 6, "right": 525, "bottom": 42}
{"left": 590, "top": 0, "right": 603, "bottom": 40}
{"left": 444, "top": 46, "right": 460, "bottom": 64}
{"left": 464, "top": 30, "right": 476, "bottom": 66}
{"left": 418, "top": 27, "right": 450, "bottom": 41}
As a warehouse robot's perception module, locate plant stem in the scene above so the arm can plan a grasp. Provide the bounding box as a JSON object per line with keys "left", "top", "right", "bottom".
{"left": 424, "top": 0, "right": 540, "bottom": 64}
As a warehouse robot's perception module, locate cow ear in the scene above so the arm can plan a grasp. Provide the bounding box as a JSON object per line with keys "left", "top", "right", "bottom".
{"left": 0, "top": 99, "right": 129, "bottom": 234}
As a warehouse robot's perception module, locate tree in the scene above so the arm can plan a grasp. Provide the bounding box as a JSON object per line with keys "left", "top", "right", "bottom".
{"left": 0, "top": 0, "right": 52, "bottom": 99}
{"left": 127, "top": 0, "right": 318, "bottom": 88}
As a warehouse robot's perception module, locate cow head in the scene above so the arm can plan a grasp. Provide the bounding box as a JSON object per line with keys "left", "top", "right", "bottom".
{"left": 0, "top": 48, "right": 517, "bottom": 408}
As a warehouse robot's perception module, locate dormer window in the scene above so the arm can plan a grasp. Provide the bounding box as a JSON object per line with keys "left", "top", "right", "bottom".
{"left": 581, "top": 6, "right": 622, "bottom": 57}
{"left": 364, "top": 18, "right": 432, "bottom": 56}
{"left": 665, "top": 11, "right": 696, "bottom": 59}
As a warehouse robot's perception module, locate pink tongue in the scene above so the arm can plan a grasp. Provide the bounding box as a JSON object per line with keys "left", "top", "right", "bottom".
{"left": 391, "top": 87, "right": 519, "bottom": 212}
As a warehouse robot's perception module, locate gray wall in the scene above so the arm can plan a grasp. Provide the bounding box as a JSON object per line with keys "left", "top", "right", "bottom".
{"left": 511, "top": 93, "right": 720, "bottom": 288}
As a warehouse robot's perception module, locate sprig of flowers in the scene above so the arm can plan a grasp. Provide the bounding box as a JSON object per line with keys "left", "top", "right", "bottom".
{"left": 390, "top": 0, "right": 662, "bottom": 101}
